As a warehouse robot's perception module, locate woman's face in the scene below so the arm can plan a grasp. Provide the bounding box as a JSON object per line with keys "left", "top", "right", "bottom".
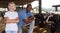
{"left": 8, "top": 3, "right": 15, "bottom": 11}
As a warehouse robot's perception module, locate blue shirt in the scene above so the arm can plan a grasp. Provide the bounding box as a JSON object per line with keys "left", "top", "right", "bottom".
{"left": 18, "top": 9, "right": 32, "bottom": 27}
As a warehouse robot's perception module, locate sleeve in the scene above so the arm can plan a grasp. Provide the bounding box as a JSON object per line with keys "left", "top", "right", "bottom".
{"left": 23, "top": 13, "right": 27, "bottom": 19}
{"left": 28, "top": 12, "right": 33, "bottom": 16}
{"left": 4, "top": 12, "right": 8, "bottom": 17}
{"left": 15, "top": 12, "right": 18, "bottom": 17}
{"left": 18, "top": 12, "right": 27, "bottom": 19}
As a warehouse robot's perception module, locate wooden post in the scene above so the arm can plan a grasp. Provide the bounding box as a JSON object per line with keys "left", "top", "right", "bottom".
{"left": 39, "top": 0, "right": 41, "bottom": 14}
{"left": 22, "top": 4, "right": 23, "bottom": 9}
{"left": 55, "top": 6, "right": 58, "bottom": 11}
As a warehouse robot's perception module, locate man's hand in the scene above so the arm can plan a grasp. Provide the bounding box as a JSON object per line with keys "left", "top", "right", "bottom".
{"left": 23, "top": 19, "right": 30, "bottom": 24}
{"left": 28, "top": 16, "right": 34, "bottom": 20}
{"left": 23, "top": 16, "right": 34, "bottom": 24}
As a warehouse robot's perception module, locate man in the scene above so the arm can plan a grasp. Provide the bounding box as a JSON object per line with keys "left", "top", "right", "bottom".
{"left": 18, "top": 4, "right": 35, "bottom": 33}
{"left": 4, "top": 2, "right": 19, "bottom": 33}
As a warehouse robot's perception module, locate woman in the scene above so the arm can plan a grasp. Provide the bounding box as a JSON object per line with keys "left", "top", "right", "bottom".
{"left": 4, "top": 2, "right": 19, "bottom": 33}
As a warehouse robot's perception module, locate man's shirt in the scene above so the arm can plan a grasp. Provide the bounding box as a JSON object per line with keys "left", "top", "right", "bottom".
{"left": 18, "top": 9, "right": 32, "bottom": 27}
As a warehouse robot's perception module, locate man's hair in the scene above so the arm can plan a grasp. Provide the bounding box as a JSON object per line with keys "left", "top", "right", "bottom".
{"left": 27, "top": 4, "right": 32, "bottom": 7}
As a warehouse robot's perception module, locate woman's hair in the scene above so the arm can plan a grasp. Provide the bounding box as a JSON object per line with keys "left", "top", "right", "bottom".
{"left": 8, "top": 2, "right": 15, "bottom": 6}
{"left": 8, "top": 2, "right": 16, "bottom": 10}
